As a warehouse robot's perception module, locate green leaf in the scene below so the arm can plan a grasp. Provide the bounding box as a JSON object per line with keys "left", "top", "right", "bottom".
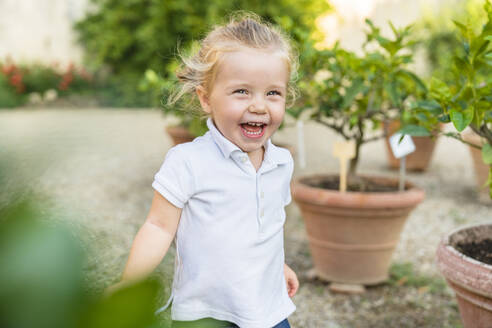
{"left": 412, "top": 100, "right": 442, "bottom": 115}
{"left": 365, "top": 18, "right": 375, "bottom": 28}
{"left": 430, "top": 77, "right": 452, "bottom": 100}
{"left": 341, "top": 78, "right": 366, "bottom": 108}
{"left": 398, "top": 124, "right": 431, "bottom": 136}
{"left": 474, "top": 40, "right": 490, "bottom": 59}
{"left": 453, "top": 20, "right": 468, "bottom": 36}
{"left": 416, "top": 113, "right": 429, "bottom": 122}
{"left": 85, "top": 279, "right": 161, "bottom": 328}
{"left": 449, "top": 110, "right": 464, "bottom": 131}
{"left": 455, "top": 56, "right": 471, "bottom": 74}
{"left": 388, "top": 21, "right": 398, "bottom": 37}
{"left": 384, "top": 81, "right": 400, "bottom": 107}
{"left": 396, "top": 69, "right": 428, "bottom": 92}
{"left": 482, "top": 143, "right": 492, "bottom": 164}
{"left": 450, "top": 107, "right": 474, "bottom": 132}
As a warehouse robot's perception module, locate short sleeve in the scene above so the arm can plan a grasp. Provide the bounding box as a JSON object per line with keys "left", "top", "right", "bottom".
{"left": 283, "top": 156, "right": 294, "bottom": 206}
{"left": 152, "top": 146, "right": 195, "bottom": 208}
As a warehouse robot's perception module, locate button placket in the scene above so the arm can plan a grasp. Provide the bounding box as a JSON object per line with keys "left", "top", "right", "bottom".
{"left": 231, "top": 153, "right": 254, "bottom": 176}
{"left": 256, "top": 173, "right": 263, "bottom": 231}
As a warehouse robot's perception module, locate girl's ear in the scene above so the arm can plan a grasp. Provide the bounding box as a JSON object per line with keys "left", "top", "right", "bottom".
{"left": 196, "top": 86, "right": 212, "bottom": 114}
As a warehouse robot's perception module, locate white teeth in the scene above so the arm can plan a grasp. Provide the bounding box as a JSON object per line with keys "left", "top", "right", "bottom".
{"left": 246, "top": 131, "right": 261, "bottom": 135}
{"left": 241, "top": 125, "right": 263, "bottom": 135}
{"left": 245, "top": 130, "right": 262, "bottom": 135}
{"left": 246, "top": 122, "right": 264, "bottom": 126}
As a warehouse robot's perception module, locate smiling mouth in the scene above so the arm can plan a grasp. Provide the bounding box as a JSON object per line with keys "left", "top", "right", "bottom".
{"left": 240, "top": 122, "right": 266, "bottom": 137}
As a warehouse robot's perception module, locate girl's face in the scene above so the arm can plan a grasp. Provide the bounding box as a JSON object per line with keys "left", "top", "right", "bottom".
{"left": 196, "top": 48, "right": 289, "bottom": 156}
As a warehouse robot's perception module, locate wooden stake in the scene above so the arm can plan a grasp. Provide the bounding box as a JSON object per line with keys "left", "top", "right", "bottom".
{"left": 333, "top": 141, "right": 356, "bottom": 192}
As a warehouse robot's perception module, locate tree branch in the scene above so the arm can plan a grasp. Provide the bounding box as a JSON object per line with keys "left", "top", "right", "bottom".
{"left": 363, "top": 134, "right": 386, "bottom": 144}
{"left": 479, "top": 123, "right": 492, "bottom": 145}
{"left": 443, "top": 132, "right": 482, "bottom": 150}
{"left": 315, "top": 118, "right": 350, "bottom": 140}
{"left": 469, "top": 124, "right": 482, "bottom": 138}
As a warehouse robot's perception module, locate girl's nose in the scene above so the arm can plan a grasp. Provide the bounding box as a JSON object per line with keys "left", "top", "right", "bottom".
{"left": 248, "top": 97, "right": 267, "bottom": 113}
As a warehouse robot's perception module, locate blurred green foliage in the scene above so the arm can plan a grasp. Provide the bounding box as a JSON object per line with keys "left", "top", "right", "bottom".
{"left": 139, "top": 68, "right": 208, "bottom": 136}
{"left": 0, "top": 160, "right": 166, "bottom": 328}
{"left": 0, "top": 73, "right": 25, "bottom": 108}
{"left": 0, "top": 61, "right": 93, "bottom": 108}
{"left": 403, "top": 0, "right": 492, "bottom": 196}
{"left": 90, "top": 71, "right": 157, "bottom": 108}
{"left": 416, "top": 0, "right": 489, "bottom": 82}
{"left": 0, "top": 60, "right": 162, "bottom": 108}
{"left": 74, "top": 1, "right": 330, "bottom": 109}
{"left": 21, "top": 64, "right": 61, "bottom": 93}
{"left": 74, "top": 0, "right": 330, "bottom": 78}
{"left": 296, "top": 19, "right": 426, "bottom": 175}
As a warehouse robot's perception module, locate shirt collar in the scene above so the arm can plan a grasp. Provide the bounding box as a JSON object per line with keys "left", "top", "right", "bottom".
{"left": 206, "top": 117, "right": 291, "bottom": 165}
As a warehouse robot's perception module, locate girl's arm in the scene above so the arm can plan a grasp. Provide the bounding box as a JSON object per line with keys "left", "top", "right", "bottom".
{"left": 107, "top": 190, "right": 182, "bottom": 293}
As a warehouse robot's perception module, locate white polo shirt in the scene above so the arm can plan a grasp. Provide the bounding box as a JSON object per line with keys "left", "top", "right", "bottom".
{"left": 152, "top": 118, "right": 296, "bottom": 328}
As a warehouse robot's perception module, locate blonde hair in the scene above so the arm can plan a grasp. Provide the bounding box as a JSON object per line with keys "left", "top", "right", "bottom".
{"left": 167, "top": 12, "right": 299, "bottom": 114}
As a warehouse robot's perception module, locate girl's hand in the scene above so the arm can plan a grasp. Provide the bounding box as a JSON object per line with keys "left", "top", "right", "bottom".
{"left": 284, "top": 263, "right": 299, "bottom": 298}
{"left": 103, "top": 280, "right": 132, "bottom": 298}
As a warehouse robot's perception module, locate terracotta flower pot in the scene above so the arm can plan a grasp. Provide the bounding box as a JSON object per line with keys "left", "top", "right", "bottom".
{"left": 384, "top": 120, "right": 438, "bottom": 171}
{"left": 165, "top": 125, "right": 195, "bottom": 146}
{"left": 462, "top": 131, "right": 491, "bottom": 195}
{"left": 436, "top": 223, "right": 492, "bottom": 328}
{"left": 292, "top": 175, "right": 425, "bottom": 285}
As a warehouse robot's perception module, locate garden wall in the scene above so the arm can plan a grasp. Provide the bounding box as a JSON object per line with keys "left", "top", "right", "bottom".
{"left": 0, "top": 0, "right": 88, "bottom": 65}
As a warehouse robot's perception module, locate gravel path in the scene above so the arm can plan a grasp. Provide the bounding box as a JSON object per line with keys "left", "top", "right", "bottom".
{"left": 1, "top": 108, "right": 490, "bottom": 328}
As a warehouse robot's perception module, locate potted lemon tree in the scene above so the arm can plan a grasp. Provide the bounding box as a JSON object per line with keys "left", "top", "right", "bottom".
{"left": 139, "top": 68, "right": 207, "bottom": 145}
{"left": 402, "top": 1, "right": 492, "bottom": 199}
{"left": 292, "top": 19, "right": 426, "bottom": 288}
{"left": 405, "top": 2, "right": 492, "bottom": 326}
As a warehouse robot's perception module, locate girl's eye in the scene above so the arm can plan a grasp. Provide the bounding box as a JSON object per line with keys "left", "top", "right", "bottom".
{"left": 267, "top": 90, "right": 282, "bottom": 96}
{"left": 234, "top": 89, "right": 248, "bottom": 95}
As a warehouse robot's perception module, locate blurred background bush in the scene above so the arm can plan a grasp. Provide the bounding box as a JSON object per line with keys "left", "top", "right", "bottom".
{"left": 0, "top": 0, "right": 487, "bottom": 110}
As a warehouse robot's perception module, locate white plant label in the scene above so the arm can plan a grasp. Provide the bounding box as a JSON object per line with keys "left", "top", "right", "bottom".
{"left": 389, "top": 133, "right": 416, "bottom": 159}
{"left": 332, "top": 140, "right": 356, "bottom": 193}
{"left": 297, "top": 120, "right": 306, "bottom": 169}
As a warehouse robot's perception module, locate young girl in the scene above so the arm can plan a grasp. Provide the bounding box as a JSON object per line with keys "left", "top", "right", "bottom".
{"left": 110, "top": 13, "right": 299, "bottom": 328}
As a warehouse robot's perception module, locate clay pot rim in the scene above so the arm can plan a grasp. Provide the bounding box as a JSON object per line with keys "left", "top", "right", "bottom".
{"left": 441, "top": 222, "right": 492, "bottom": 270}
{"left": 292, "top": 173, "right": 425, "bottom": 209}
{"left": 165, "top": 125, "right": 194, "bottom": 136}
{"left": 384, "top": 119, "right": 442, "bottom": 137}
{"left": 436, "top": 222, "right": 492, "bottom": 297}
{"left": 165, "top": 125, "right": 189, "bottom": 132}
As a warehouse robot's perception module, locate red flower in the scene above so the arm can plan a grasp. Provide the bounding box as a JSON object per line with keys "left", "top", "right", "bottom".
{"left": 1, "top": 64, "right": 16, "bottom": 76}
{"left": 58, "top": 71, "right": 74, "bottom": 91}
{"left": 9, "top": 71, "right": 25, "bottom": 93}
